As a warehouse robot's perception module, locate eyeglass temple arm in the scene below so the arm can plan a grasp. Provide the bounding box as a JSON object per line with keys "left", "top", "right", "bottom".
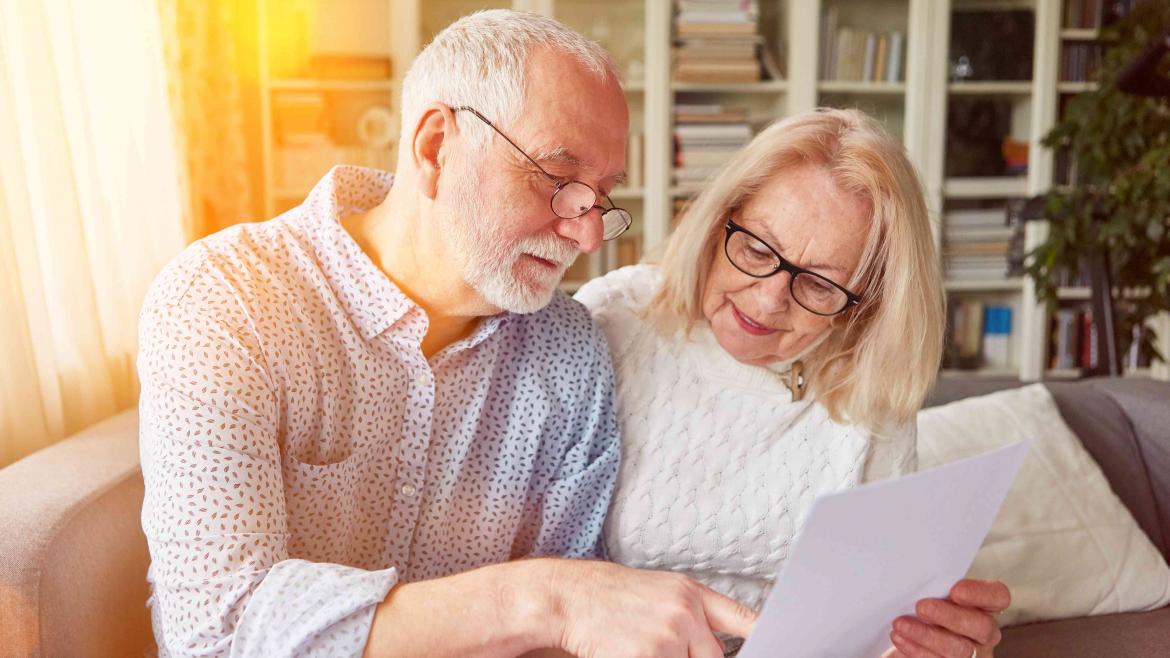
{"left": 451, "top": 105, "right": 556, "bottom": 180}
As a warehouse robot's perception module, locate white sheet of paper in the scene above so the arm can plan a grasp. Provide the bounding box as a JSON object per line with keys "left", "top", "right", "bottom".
{"left": 737, "top": 440, "right": 1030, "bottom": 658}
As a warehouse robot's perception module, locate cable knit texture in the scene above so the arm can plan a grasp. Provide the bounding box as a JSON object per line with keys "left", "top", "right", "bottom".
{"left": 575, "top": 264, "right": 918, "bottom": 610}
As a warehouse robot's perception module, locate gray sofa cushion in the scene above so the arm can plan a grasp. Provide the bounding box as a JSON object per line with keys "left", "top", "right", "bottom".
{"left": 1046, "top": 380, "right": 1169, "bottom": 559}
{"left": 925, "top": 377, "right": 1027, "bottom": 407}
{"left": 1090, "top": 379, "right": 1170, "bottom": 561}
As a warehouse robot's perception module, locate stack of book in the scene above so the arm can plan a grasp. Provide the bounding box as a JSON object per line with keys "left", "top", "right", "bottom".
{"left": 1050, "top": 305, "right": 1098, "bottom": 371}
{"left": 1125, "top": 324, "right": 1154, "bottom": 371}
{"left": 820, "top": 8, "right": 904, "bottom": 82}
{"left": 673, "top": 104, "right": 752, "bottom": 187}
{"left": 273, "top": 91, "right": 330, "bottom": 146}
{"left": 945, "top": 300, "right": 1015, "bottom": 370}
{"left": 306, "top": 55, "right": 392, "bottom": 80}
{"left": 617, "top": 131, "right": 644, "bottom": 190}
{"left": 271, "top": 91, "right": 394, "bottom": 194}
{"left": 273, "top": 91, "right": 332, "bottom": 192}
{"left": 1002, "top": 137, "right": 1029, "bottom": 176}
{"left": 943, "top": 209, "right": 1013, "bottom": 282}
{"left": 1055, "top": 267, "right": 1091, "bottom": 288}
{"left": 1051, "top": 307, "right": 1154, "bottom": 372}
{"left": 674, "top": 0, "right": 763, "bottom": 83}
{"left": 1060, "top": 42, "right": 1101, "bottom": 82}
{"left": 1063, "top": 0, "right": 1103, "bottom": 29}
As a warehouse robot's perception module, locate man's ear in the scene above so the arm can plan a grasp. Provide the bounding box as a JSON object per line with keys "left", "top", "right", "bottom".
{"left": 411, "top": 103, "right": 456, "bottom": 200}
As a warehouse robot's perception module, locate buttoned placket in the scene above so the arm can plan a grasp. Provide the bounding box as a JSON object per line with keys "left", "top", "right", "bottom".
{"left": 380, "top": 308, "right": 436, "bottom": 574}
{"left": 373, "top": 306, "right": 509, "bottom": 576}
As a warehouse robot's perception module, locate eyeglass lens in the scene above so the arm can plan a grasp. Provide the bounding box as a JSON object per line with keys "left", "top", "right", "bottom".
{"left": 725, "top": 230, "right": 849, "bottom": 315}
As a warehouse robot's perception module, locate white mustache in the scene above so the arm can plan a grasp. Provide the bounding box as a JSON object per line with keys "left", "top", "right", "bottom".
{"left": 517, "top": 234, "right": 579, "bottom": 269}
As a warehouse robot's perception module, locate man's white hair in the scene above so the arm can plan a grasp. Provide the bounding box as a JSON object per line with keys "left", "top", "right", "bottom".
{"left": 399, "top": 9, "right": 620, "bottom": 147}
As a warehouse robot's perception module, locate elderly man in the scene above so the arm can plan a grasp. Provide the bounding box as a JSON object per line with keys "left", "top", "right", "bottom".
{"left": 138, "top": 9, "right": 753, "bottom": 658}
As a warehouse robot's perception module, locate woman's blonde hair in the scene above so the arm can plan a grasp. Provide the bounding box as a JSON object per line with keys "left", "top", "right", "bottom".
{"left": 648, "top": 108, "right": 945, "bottom": 432}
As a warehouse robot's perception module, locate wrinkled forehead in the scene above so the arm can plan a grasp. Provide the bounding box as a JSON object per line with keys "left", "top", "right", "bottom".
{"left": 505, "top": 49, "right": 630, "bottom": 176}
{"left": 733, "top": 166, "right": 874, "bottom": 275}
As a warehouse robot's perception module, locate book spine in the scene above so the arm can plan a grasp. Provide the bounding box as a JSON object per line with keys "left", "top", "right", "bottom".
{"left": 875, "top": 33, "right": 889, "bottom": 83}
{"left": 886, "top": 31, "right": 904, "bottom": 83}
{"left": 836, "top": 28, "right": 851, "bottom": 81}
{"left": 982, "top": 306, "right": 1013, "bottom": 369}
{"left": 863, "top": 32, "right": 877, "bottom": 82}
{"left": 1080, "top": 310, "right": 1093, "bottom": 369}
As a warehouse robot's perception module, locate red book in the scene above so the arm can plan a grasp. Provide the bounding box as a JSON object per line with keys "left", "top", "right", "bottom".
{"left": 1080, "top": 310, "right": 1093, "bottom": 369}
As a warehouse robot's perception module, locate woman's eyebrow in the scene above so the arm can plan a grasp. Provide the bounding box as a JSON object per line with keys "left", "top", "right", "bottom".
{"left": 747, "top": 219, "right": 847, "bottom": 274}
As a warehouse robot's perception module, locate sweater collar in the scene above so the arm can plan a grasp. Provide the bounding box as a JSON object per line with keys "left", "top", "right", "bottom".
{"left": 685, "top": 320, "right": 830, "bottom": 399}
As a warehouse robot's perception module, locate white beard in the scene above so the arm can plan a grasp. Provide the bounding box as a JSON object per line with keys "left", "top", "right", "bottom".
{"left": 444, "top": 182, "right": 580, "bottom": 314}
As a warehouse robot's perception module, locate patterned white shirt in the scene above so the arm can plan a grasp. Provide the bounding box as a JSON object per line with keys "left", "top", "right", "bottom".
{"left": 138, "top": 166, "right": 620, "bottom": 657}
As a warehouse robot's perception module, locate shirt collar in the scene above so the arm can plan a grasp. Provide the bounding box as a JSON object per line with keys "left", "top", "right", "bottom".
{"left": 295, "top": 165, "right": 411, "bottom": 341}
{"left": 294, "top": 165, "right": 511, "bottom": 346}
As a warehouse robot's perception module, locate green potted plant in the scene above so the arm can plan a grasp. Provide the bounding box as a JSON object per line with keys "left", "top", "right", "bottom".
{"left": 1028, "top": 2, "right": 1170, "bottom": 369}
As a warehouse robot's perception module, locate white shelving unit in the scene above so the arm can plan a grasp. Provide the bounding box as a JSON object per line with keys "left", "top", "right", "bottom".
{"left": 254, "top": 0, "right": 1166, "bottom": 381}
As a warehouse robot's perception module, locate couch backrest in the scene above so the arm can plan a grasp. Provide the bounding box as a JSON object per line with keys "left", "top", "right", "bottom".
{"left": 1078, "top": 379, "right": 1170, "bottom": 561}
{"left": 0, "top": 409, "right": 152, "bottom": 658}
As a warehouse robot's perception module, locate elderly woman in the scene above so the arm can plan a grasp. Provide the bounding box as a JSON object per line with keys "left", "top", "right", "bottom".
{"left": 575, "top": 109, "right": 1010, "bottom": 658}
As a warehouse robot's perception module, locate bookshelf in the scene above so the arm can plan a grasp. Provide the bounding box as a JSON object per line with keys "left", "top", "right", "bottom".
{"left": 254, "top": 0, "right": 1167, "bottom": 382}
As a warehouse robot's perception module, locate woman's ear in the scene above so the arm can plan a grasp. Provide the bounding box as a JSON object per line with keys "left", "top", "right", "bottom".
{"left": 411, "top": 104, "right": 456, "bottom": 200}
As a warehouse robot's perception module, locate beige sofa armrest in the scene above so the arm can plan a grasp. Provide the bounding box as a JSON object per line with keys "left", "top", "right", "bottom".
{"left": 0, "top": 409, "right": 153, "bottom": 658}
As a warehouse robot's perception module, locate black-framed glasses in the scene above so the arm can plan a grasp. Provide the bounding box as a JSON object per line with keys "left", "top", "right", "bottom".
{"left": 723, "top": 218, "right": 862, "bottom": 316}
{"left": 453, "top": 105, "right": 633, "bottom": 241}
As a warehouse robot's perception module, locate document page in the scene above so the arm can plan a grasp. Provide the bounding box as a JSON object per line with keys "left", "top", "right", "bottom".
{"left": 737, "top": 441, "right": 1029, "bottom": 658}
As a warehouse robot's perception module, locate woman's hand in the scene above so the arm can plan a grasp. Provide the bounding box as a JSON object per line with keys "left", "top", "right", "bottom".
{"left": 882, "top": 579, "right": 1011, "bottom": 658}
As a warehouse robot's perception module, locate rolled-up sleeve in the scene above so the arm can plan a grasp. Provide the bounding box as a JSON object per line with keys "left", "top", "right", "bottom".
{"left": 138, "top": 262, "right": 397, "bottom": 658}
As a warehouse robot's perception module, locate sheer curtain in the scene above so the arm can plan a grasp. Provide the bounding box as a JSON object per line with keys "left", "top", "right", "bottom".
{"left": 0, "top": 0, "right": 186, "bottom": 466}
{"left": 157, "top": 0, "right": 256, "bottom": 239}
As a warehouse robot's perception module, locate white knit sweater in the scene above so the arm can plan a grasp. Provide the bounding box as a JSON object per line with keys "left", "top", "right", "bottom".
{"left": 575, "top": 264, "right": 918, "bottom": 610}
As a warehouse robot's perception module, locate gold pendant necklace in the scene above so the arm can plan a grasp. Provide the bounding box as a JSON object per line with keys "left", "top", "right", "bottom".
{"left": 789, "top": 360, "right": 806, "bottom": 402}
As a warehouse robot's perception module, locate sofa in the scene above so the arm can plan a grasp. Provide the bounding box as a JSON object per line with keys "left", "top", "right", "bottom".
{"left": 1, "top": 378, "right": 1168, "bottom": 657}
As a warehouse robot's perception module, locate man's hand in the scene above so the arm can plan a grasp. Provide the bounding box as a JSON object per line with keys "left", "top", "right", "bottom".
{"left": 362, "top": 558, "right": 755, "bottom": 658}
{"left": 546, "top": 560, "right": 757, "bottom": 658}
{"left": 882, "top": 578, "right": 1011, "bottom": 658}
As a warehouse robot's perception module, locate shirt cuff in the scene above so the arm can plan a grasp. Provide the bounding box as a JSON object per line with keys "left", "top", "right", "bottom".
{"left": 229, "top": 559, "right": 398, "bottom": 658}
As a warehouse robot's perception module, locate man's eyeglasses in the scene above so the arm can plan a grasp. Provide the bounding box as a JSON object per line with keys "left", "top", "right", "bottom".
{"left": 453, "top": 106, "right": 633, "bottom": 241}
{"left": 723, "top": 218, "right": 862, "bottom": 316}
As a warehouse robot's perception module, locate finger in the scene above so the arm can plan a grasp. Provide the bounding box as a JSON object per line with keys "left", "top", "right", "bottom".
{"left": 890, "top": 629, "right": 947, "bottom": 658}
{"left": 698, "top": 586, "right": 757, "bottom": 639}
{"left": 894, "top": 616, "right": 977, "bottom": 658}
{"left": 950, "top": 579, "right": 1011, "bottom": 613}
{"left": 914, "top": 598, "right": 1001, "bottom": 646}
{"left": 686, "top": 628, "right": 726, "bottom": 658}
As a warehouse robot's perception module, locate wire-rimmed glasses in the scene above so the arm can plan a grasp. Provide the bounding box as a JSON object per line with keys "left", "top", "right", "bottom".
{"left": 453, "top": 105, "right": 633, "bottom": 241}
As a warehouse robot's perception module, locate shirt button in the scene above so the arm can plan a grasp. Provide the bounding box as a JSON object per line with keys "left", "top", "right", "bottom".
{"left": 415, "top": 375, "right": 428, "bottom": 387}
{"left": 400, "top": 483, "right": 417, "bottom": 497}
